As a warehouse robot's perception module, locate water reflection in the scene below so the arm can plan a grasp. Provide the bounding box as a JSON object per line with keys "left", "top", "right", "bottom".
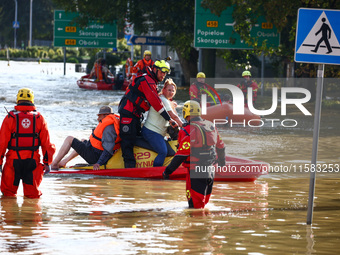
{"left": 0, "top": 197, "right": 45, "bottom": 253}
{"left": 1, "top": 61, "right": 340, "bottom": 254}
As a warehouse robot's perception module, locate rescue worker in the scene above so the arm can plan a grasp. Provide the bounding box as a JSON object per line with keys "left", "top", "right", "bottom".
{"left": 131, "top": 50, "right": 154, "bottom": 81}
{"left": 0, "top": 88, "right": 56, "bottom": 198}
{"left": 189, "top": 72, "right": 218, "bottom": 105}
{"left": 237, "top": 70, "right": 258, "bottom": 106}
{"left": 163, "top": 100, "right": 226, "bottom": 209}
{"left": 89, "top": 58, "right": 103, "bottom": 80}
{"left": 118, "top": 59, "right": 177, "bottom": 168}
{"left": 101, "top": 59, "right": 114, "bottom": 84}
{"left": 51, "top": 106, "right": 121, "bottom": 171}
{"left": 125, "top": 58, "right": 134, "bottom": 80}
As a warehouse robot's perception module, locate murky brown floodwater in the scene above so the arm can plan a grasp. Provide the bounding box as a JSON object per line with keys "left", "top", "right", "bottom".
{"left": 0, "top": 61, "right": 339, "bottom": 254}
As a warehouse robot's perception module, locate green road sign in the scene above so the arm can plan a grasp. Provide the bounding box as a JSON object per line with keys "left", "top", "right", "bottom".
{"left": 54, "top": 10, "right": 117, "bottom": 48}
{"left": 194, "top": 1, "right": 280, "bottom": 49}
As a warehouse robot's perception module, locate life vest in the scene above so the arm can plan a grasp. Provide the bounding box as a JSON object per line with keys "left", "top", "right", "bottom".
{"left": 89, "top": 114, "right": 121, "bottom": 151}
{"left": 124, "top": 73, "right": 155, "bottom": 113}
{"left": 189, "top": 119, "right": 218, "bottom": 166}
{"left": 8, "top": 111, "right": 41, "bottom": 153}
{"left": 125, "top": 58, "right": 133, "bottom": 79}
{"left": 138, "top": 59, "right": 154, "bottom": 75}
{"left": 95, "top": 62, "right": 103, "bottom": 81}
{"left": 237, "top": 80, "right": 258, "bottom": 103}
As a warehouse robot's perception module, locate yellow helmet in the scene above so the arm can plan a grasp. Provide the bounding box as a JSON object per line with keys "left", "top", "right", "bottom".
{"left": 182, "top": 100, "right": 201, "bottom": 119}
{"left": 17, "top": 88, "right": 34, "bottom": 104}
{"left": 154, "top": 60, "right": 171, "bottom": 74}
{"left": 144, "top": 50, "right": 152, "bottom": 57}
{"left": 242, "top": 70, "right": 251, "bottom": 77}
{"left": 196, "top": 72, "right": 206, "bottom": 78}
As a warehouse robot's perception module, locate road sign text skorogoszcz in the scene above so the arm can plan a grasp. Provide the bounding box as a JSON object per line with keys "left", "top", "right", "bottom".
{"left": 54, "top": 10, "right": 117, "bottom": 48}
{"left": 194, "top": 1, "right": 280, "bottom": 49}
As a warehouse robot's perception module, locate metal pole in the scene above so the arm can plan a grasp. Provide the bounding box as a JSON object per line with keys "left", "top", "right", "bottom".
{"left": 198, "top": 48, "right": 202, "bottom": 72}
{"left": 130, "top": 45, "right": 134, "bottom": 61}
{"left": 14, "top": 0, "right": 18, "bottom": 48}
{"left": 307, "top": 64, "right": 324, "bottom": 225}
{"left": 261, "top": 53, "right": 264, "bottom": 96}
{"left": 63, "top": 47, "right": 66, "bottom": 75}
{"left": 29, "top": 0, "right": 33, "bottom": 47}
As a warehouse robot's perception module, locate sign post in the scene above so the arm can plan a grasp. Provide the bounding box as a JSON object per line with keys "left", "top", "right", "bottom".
{"left": 295, "top": 8, "right": 340, "bottom": 225}
{"left": 194, "top": 1, "right": 280, "bottom": 49}
{"left": 54, "top": 10, "right": 117, "bottom": 48}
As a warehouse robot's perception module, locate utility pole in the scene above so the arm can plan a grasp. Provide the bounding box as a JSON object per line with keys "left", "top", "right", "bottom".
{"left": 29, "top": 0, "right": 33, "bottom": 47}
{"left": 14, "top": 0, "right": 18, "bottom": 48}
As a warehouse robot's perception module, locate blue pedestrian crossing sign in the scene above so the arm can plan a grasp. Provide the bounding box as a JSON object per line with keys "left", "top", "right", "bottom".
{"left": 295, "top": 8, "right": 340, "bottom": 65}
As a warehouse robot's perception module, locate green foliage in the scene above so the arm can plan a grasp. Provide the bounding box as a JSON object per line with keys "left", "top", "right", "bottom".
{"left": 322, "top": 100, "right": 340, "bottom": 109}
{"left": 67, "top": 57, "right": 79, "bottom": 63}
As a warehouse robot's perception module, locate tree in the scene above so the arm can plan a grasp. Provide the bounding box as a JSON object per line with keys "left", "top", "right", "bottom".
{"left": 202, "top": 0, "right": 340, "bottom": 78}
{"left": 0, "top": 0, "right": 58, "bottom": 47}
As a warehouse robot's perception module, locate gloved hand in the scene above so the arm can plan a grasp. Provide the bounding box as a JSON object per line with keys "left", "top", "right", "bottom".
{"left": 44, "top": 164, "right": 51, "bottom": 175}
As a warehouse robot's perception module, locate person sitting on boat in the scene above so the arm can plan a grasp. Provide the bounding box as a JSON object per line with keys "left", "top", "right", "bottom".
{"left": 101, "top": 59, "right": 114, "bottom": 84}
{"left": 190, "top": 72, "right": 219, "bottom": 106}
{"left": 141, "top": 78, "right": 183, "bottom": 167}
{"left": 162, "top": 100, "right": 226, "bottom": 209}
{"left": 51, "top": 106, "right": 121, "bottom": 171}
{"left": 118, "top": 59, "right": 178, "bottom": 168}
{"left": 89, "top": 58, "right": 103, "bottom": 80}
{"left": 237, "top": 70, "right": 258, "bottom": 106}
{"left": 0, "top": 88, "right": 56, "bottom": 198}
{"left": 131, "top": 50, "right": 154, "bottom": 82}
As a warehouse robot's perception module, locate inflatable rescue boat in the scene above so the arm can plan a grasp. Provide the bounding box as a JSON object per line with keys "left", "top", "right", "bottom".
{"left": 49, "top": 140, "right": 268, "bottom": 182}
{"left": 202, "top": 102, "right": 261, "bottom": 124}
{"left": 77, "top": 74, "right": 129, "bottom": 91}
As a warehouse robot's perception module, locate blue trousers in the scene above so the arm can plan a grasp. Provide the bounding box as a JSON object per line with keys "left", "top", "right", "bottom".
{"left": 141, "top": 126, "right": 167, "bottom": 167}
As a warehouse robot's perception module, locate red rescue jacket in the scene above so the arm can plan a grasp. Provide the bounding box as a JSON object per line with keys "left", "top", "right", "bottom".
{"left": 189, "top": 82, "right": 217, "bottom": 103}
{"left": 237, "top": 79, "right": 258, "bottom": 104}
{"left": 119, "top": 67, "right": 169, "bottom": 120}
{"left": 132, "top": 58, "right": 154, "bottom": 80}
{"left": 176, "top": 118, "right": 225, "bottom": 169}
{"left": 0, "top": 104, "right": 56, "bottom": 165}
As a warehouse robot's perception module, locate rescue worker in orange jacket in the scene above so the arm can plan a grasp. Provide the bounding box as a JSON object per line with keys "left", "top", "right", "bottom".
{"left": 190, "top": 72, "right": 218, "bottom": 105}
{"left": 51, "top": 106, "right": 121, "bottom": 171}
{"left": 0, "top": 88, "right": 56, "bottom": 198}
{"left": 118, "top": 59, "right": 177, "bottom": 168}
{"left": 163, "top": 100, "right": 226, "bottom": 209}
{"left": 131, "top": 50, "right": 154, "bottom": 81}
{"left": 237, "top": 70, "right": 258, "bottom": 106}
{"left": 89, "top": 58, "right": 103, "bottom": 80}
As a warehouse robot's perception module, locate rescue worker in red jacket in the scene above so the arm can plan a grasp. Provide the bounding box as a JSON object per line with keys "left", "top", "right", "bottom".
{"left": 237, "top": 70, "right": 259, "bottom": 106}
{"left": 131, "top": 50, "right": 154, "bottom": 81}
{"left": 189, "top": 72, "right": 218, "bottom": 105}
{"left": 163, "top": 100, "right": 226, "bottom": 209}
{"left": 0, "top": 88, "right": 56, "bottom": 198}
{"left": 51, "top": 106, "right": 121, "bottom": 170}
{"left": 118, "top": 59, "right": 176, "bottom": 168}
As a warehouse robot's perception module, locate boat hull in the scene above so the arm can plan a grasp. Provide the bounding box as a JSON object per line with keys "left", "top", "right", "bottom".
{"left": 49, "top": 155, "right": 268, "bottom": 182}
{"left": 77, "top": 75, "right": 128, "bottom": 91}
{"left": 202, "top": 103, "right": 261, "bottom": 124}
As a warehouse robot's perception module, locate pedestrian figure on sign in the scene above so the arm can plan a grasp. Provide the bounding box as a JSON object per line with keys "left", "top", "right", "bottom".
{"left": 311, "top": 17, "right": 332, "bottom": 54}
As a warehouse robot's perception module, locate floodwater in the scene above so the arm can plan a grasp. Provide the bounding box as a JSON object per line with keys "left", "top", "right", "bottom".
{"left": 0, "top": 61, "right": 340, "bottom": 254}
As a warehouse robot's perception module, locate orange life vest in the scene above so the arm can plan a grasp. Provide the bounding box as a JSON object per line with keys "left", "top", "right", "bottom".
{"left": 125, "top": 58, "right": 133, "bottom": 79}
{"left": 8, "top": 111, "right": 41, "bottom": 153}
{"left": 89, "top": 114, "right": 121, "bottom": 151}
{"left": 95, "top": 63, "right": 103, "bottom": 81}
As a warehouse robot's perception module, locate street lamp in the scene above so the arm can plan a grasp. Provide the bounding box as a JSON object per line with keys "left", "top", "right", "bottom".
{"left": 29, "top": 0, "right": 33, "bottom": 47}
{"left": 14, "top": 0, "right": 18, "bottom": 48}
